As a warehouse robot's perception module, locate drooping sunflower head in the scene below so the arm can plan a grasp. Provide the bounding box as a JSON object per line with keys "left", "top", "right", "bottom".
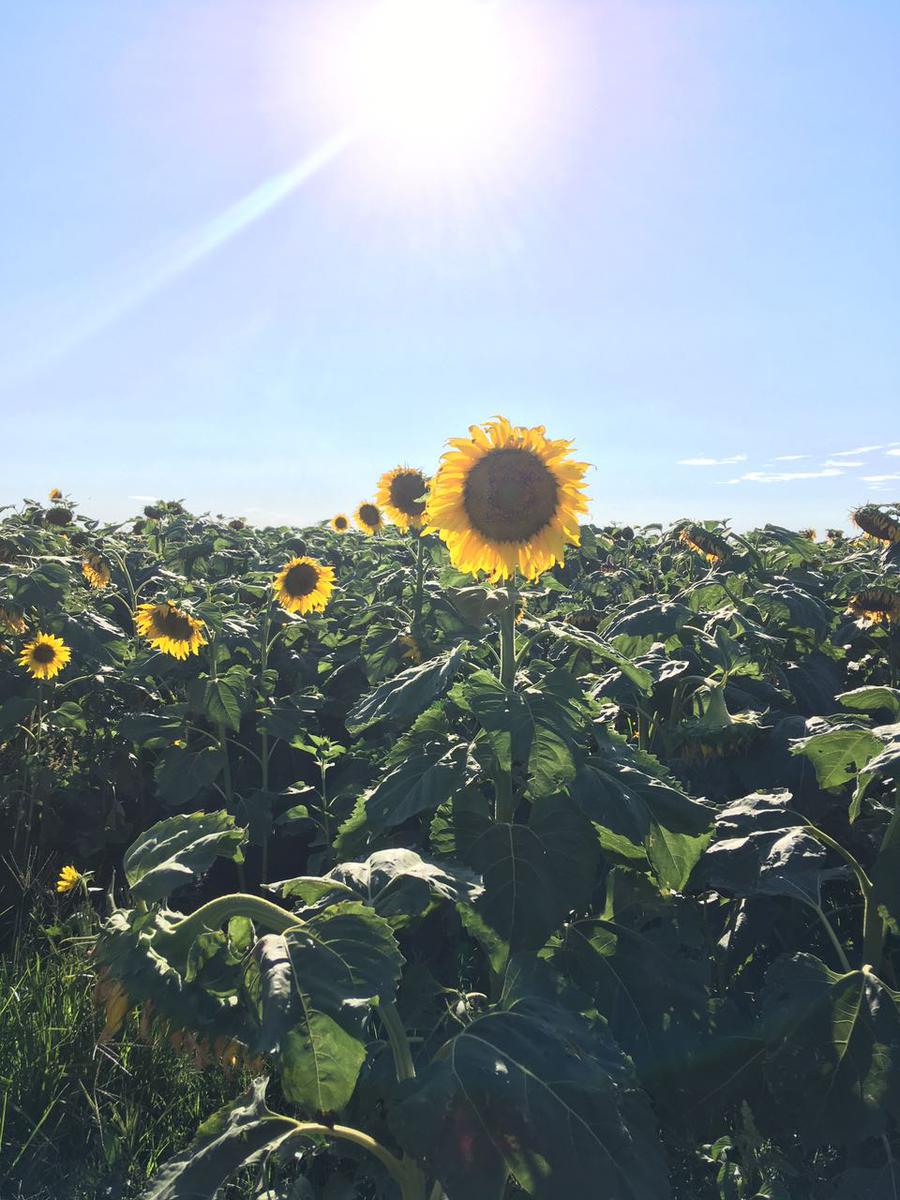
{"left": 331, "top": 514, "right": 350, "bottom": 533}
{"left": 44, "top": 506, "right": 73, "bottom": 528}
{"left": 355, "top": 502, "right": 384, "bottom": 535}
{"left": 425, "top": 417, "right": 589, "bottom": 582}
{"left": 56, "top": 865, "right": 83, "bottom": 894}
{"left": 799, "top": 529, "right": 817, "bottom": 542}
{"left": 134, "top": 601, "right": 206, "bottom": 659}
{"left": 376, "top": 467, "right": 430, "bottom": 531}
{"left": 0, "top": 607, "right": 26, "bottom": 635}
{"left": 846, "top": 587, "right": 900, "bottom": 625}
{"left": 82, "top": 552, "right": 111, "bottom": 590}
{"left": 396, "top": 632, "right": 423, "bottom": 664}
{"left": 48, "top": 488, "right": 63, "bottom": 502}
{"left": 852, "top": 506, "right": 900, "bottom": 544}
{"left": 678, "top": 524, "right": 733, "bottom": 565}
{"left": 273, "top": 556, "right": 335, "bottom": 615}
{"left": 18, "top": 633, "right": 71, "bottom": 680}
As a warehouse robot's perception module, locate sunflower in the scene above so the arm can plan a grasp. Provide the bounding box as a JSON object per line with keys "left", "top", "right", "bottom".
{"left": 49, "top": 487, "right": 63, "bottom": 501}
{"left": 425, "top": 417, "right": 589, "bottom": 582}
{"left": 846, "top": 587, "right": 900, "bottom": 625}
{"left": 82, "top": 552, "right": 111, "bottom": 589}
{"left": 331, "top": 514, "right": 350, "bottom": 533}
{"left": 134, "top": 601, "right": 206, "bottom": 659}
{"left": 0, "top": 607, "right": 26, "bottom": 634}
{"left": 355, "top": 502, "right": 384, "bottom": 535}
{"left": 397, "top": 632, "right": 423, "bottom": 664}
{"left": 56, "top": 865, "right": 83, "bottom": 894}
{"left": 273, "top": 556, "right": 335, "bottom": 615}
{"left": 852, "top": 506, "right": 900, "bottom": 544}
{"left": 678, "top": 524, "right": 733, "bottom": 565}
{"left": 799, "top": 529, "right": 817, "bottom": 542}
{"left": 376, "top": 467, "right": 430, "bottom": 532}
{"left": 19, "top": 633, "right": 71, "bottom": 680}
{"left": 45, "top": 506, "right": 73, "bottom": 527}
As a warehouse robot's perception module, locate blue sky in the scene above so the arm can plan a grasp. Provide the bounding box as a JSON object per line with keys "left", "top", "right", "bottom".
{"left": 2, "top": 1, "right": 898, "bottom": 531}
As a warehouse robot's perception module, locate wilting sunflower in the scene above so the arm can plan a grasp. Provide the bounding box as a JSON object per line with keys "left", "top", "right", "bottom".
{"left": 45, "top": 506, "right": 73, "bottom": 528}
{"left": 847, "top": 587, "right": 900, "bottom": 625}
{"left": 397, "top": 632, "right": 423, "bottom": 664}
{"left": 355, "top": 502, "right": 384, "bottom": 535}
{"left": 0, "top": 607, "right": 26, "bottom": 634}
{"left": 48, "top": 487, "right": 63, "bottom": 501}
{"left": 799, "top": 529, "right": 817, "bottom": 542}
{"left": 56, "top": 864, "right": 84, "bottom": 894}
{"left": 852, "top": 505, "right": 900, "bottom": 544}
{"left": 273, "top": 556, "right": 335, "bottom": 615}
{"left": 678, "top": 524, "right": 733, "bottom": 565}
{"left": 331, "top": 514, "right": 350, "bottom": 533}
{"left": 19, "top": 633, "right": 71, "bottom": 680}
{"left": 425, "top": 417, "right": 589, "bottom": 582}
{"left": 82, "top": 552, "right": 111, "bottom": 589}
{"left": 134, "top": 601, "right": 206, "bottom": 659}
{"left": 376, "top": 467, "right": 429, "bottom": 532}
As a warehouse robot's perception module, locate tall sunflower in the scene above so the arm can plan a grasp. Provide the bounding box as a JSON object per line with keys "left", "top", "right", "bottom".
{"left": 425, "top": 417, "right": 589, "bottom": 581}
{"left": 852, "top": 506, "right": 900, "bottom": 544}
{"left": 19, "top": 633, "right": 71, "bottom": 680}
{"left": 331, "top": 514, "right": 350, "bottom": 533}
{"left": 82, "top": 552, "right": 111, "bottom": 589}
{"left": 273, "top": 556, "right": 335, "bottom": 615}
{"left": 847, "top": 587, "right": 900, "bottom": 625}
{"left": 678, "top": 525, "right": 733, "bottom": 565}
{"left": 376, "top": 467, "right": 429, "bottom": 532}
{"left": 49, "top": 487, "right": 63, "bottom": 501}
{"left": 134, "top": 601, "right": 206, "bottom": 659}
{"left": 355, "top": 502, "right": 384, "bottom": 536}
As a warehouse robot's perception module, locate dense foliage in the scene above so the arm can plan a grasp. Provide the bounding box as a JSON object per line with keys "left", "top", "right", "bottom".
{"left": 2, "top": 486, "right": 900, "bottom": 1200}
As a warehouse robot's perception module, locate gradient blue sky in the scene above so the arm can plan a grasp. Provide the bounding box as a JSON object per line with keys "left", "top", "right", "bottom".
{"left": 2, "top": 1, "right": 898, "bottom": 530}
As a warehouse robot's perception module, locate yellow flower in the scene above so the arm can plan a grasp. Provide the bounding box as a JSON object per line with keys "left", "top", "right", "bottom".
{"left": 799, "top": 529, "right": 817, "bottom": 542}
{"left": 56, "top": 864, "right": 83, "bottom": 894}
{"left": 852, "top": 506, "right": 900, "bottom": 544}
{"left": 19, "top": 633, "right": 71, "bottom": 680}
{"left": 331, "top": 514, "right": 350, "bottom": 533}
{"left": 273, "top": 556, "right": 335, "bottom": 615}
{"left": 49, "top": 487, "right": 63, "bottom": 501}
{"left": 376, "top": 467, "right": 429, "bottom": 532}
{"left": 397, "top": 633, "right": 423, "bottom": 664}
{"left": 82, "top": 552, "right": 111, "bottom": 589}
{"left": 134, "top": 601, "right": 206, "bottom": 659}
{"left": 678, "top": 525, "right": 733, "bottom": 565}
{"left": 0, "top": 607, "right": 26, "bottom": 635}
{"left": 355, "top": 502, "right": 384, "bottom": 535}
{"left": 425, "top": 416, "right": 589, "bottom": 582}
{"left": 847, "top": 587, "right": 900, "bottom": 625}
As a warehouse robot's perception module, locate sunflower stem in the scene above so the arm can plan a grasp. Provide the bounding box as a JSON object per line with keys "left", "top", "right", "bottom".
{"left": 259, "top": 596, "right": 274, "bottom": 884}
{"left": 495, "top": 580, "right": 519, "bottom": 824}
{"left": 412, "top": 531, "right": 426, "bottom": 632}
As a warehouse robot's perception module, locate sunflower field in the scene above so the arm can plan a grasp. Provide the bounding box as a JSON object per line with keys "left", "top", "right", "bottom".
{"left": 2, "top": 419, "right": 900, "bottom": 1200}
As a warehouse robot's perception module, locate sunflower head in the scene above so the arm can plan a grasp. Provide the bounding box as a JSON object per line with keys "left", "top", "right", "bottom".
{"left": 45, "top": 506, "right": 73, "bottom": 528}
{"left": 852, "top": 506, "right": 900, "bottom": 544}
{"left": 678, "top": 524, "right": 733, "bottom": 565}
{"left": 799, "top": 529, "right": 817, "bottom": 542}
{"left": 56, "top": 865, "right": 83, "bottom": 894}
{"left": 355, "top": 502, "right": 384, "bottom": 535}
{"left": 134, "top": 601, "right": 206, "bottom": 659}
{"left": 19, "top": 633, "right": 71, "bottom": 680}
{"left": 82, "top": 552, "right": 111, "bottom": 590}
{"left": 273, "top": 556, "right": 335, "bottom": 615}
{"left": 847, "top": 587, "right": 900, "bottom": 625}
{"left": 228, "top": 518, "right": 246, "bottom": 531}
{"left": 0, "top": 607, "right": 26, "bottom": 635}
{"left": 397, "top": 632, "right": 424, "bottom": 664}
{"left": 49, "top": 488, "right": 63, "bottom": 502}
{"left": 331, "top": 514, "right": 350, "bottom": 533}
{"left": 425, "top": 416, "right": 589, "bottom": 582}
{"left": 376, "top": 467, "right": 430, "bottom": 532}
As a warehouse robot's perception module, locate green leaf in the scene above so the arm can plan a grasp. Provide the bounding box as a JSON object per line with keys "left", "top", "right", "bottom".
{"left": 547, "top": 622, "right": 653, "bottom": 692}
{"left": 203, "top": 674, "right": 243, "bottom": 732}
{"left": 124, "top": 811, "right": 245, "bottom": 902}
{"left": 45, "top": 700, "right": 88, "bottom": 734}
{"left": 838, "top": 686, "right": 900, "bottom": 720}
{"left": 327, "top": 848, "right": 483, "bottom": 927}
{"left": 347, "top": 648, "right": 463, "bottom": 735}
{"left": 154, "top": 746, "right": 226, "bottom": 808}
{"left": 791, "top": 725, "right": 884, "bottom": 792}
{"left": 429, "top": 786, "right": 492, "bottom": 862}
{"left": 467, "top": 793, "right": 598, "bottom": 971}
{"left": 243, "top": 902, "right": 403, "bottom": 1113}
{"left": 761, "top": 954, "right": 900, "bottom": 1148}
{"left": 352, "top": 741, "right": 470, "bottom": 840}
{"left": 0, "top": 696, "right": 36, "bottom": 737}
{"left": 136, "top": 1078, "right": 299, "bottom": 1200}
{"left": 390, "top": 1002, "right": 671, "bottom": 1200}
{"left": 119, "top": 710, "right": 184, "bottom": 748}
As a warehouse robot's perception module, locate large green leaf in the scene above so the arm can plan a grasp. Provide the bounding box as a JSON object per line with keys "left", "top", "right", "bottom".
{"left": 361, "top": 741, "right": 470, "bottom": 835}
{"left": 466, "top": 793, "right": 598, "bottom": 971}
{"left": 124, "top": 811, "right": 245, "bottom": 902}
{"left": 390, "top": 1002, "right": 671, "bottom": 1200}
{"left": 137, "top": 1078, "right": 299, "bottom": 1200}
{"left": 838, "top": 686, "right": 900, "bottom": 720}
{"left": 347, "top": 648, "right": 463, "bottom": 734}
{"left": 546, "top": 622, "right": 653, "bottom": 692}
{"left": 154, "top": 746, "right": 227, "bottom": 808}
{"left": 243, "top": 901, "right": 403, "bottom": 1113}
{"left": 790, "top": 725, "right": 883, "bottom": 791}
{"left": 761, "top": 953, "right": 900, "bottom": 1148}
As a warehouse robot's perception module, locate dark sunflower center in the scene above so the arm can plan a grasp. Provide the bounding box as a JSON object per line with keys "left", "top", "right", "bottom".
{"left": 335, "top": 516, "right": 348, "bottom": 530}
{"left": 463, "top": 448, "right": 559, "bottom": 543}
{"left": 156, "top": 608, "right": 195, "bottom": 641}
{"left": 283, "top": 562, "right": 319, "bottom": 597}
{"left": 359, "top": 504, "right": 380, "bottom": 527}
{"left": 32, "top": 643, "right": 56, "bottom": 664}
{"left": 390, "top": 472, "right": 427, "bottom": 516}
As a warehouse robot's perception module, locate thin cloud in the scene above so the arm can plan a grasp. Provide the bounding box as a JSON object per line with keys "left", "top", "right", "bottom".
{"left": 862, "top": 473, "right": 900, "bottom": 483}
{"left": 678, "top": 454, "right": 748, "bottom": 467}
{"left": 822, "top": 459, "right": 864, "bottom": 468}
{"left": 727, "top": 468, "right": 843, "bottom": 485}
{"left": 129, "top": 494, "right": 159, "bottom": 502}
{"left": 888, "top": 449, "right": 900, "bottom": 457}
{"left": 774, "top": 454, "right": 809, "bottom": 462}
{"left": 829, "top": 444, "right": 884, "bottom": 457}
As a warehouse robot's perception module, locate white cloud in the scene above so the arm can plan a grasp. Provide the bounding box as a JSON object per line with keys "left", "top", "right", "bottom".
{"left": 129, "top": 494, "right": 158, "bottom": 502}
{"left": 888, "top": 448, "right": 900, "bottom": 457}
{"left": 822, "top": 459, "right": 864, "bottom": 468}
{"left": 727, "top": 468, "right": 843, "bottom": 485}
{"left": 774, "top": 454, "right": 809, "bottom": 461}
{"left": 678, "top": 454, "right": 748, "bottom": 467}
{"left": 829, "top": 444, "right": 884, "bottom": 457}
{"left": 862, "top": 473, "right": 900, "bottom": 483}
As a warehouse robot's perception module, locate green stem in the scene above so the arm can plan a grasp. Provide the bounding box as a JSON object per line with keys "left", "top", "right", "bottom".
{"left": 380, "top": 999, "right": 417, "bottom": 1081}
{"left": 494, "top": 580, "right": 518, "bottom": 824}
{"left": 810, "top": 902, "right": 853, "bottom": 973}
{"left": 153, "top": 892, "right": 300, "bottom": 971}
{"left": 805, "top": 823, "right": 883, "bottom": 970}
{"left": 412, "top": 531, "right": 425, "bottom": 631}
{"left": 289, "top": 1120, "right": 425, "bottom": 1200}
